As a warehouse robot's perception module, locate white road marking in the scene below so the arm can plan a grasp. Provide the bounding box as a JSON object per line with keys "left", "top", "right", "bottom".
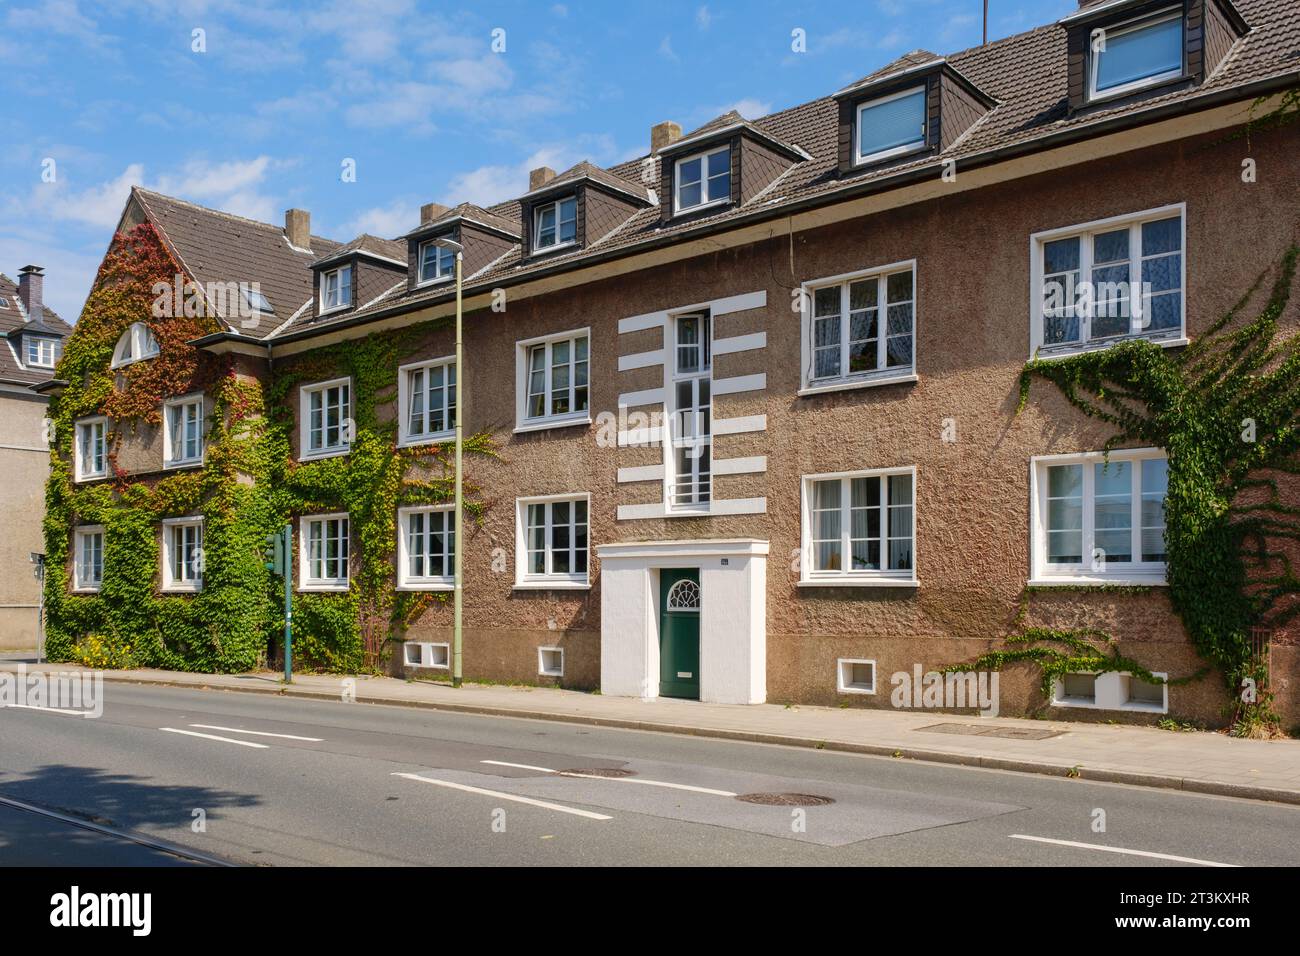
{"left": 160, "top": 727, "right": 269, "bottom": 749}
{"left": 2, "top": 704, "right": 93, "bottom": 717}
{"left": 392, "top": 772, "right": 613, "bottom": 820}
{"left": 480, "top": 759, "right": 738, "bottom": 797}
{"left": 1009, "top": 834, "right": 1238, "bottom": 867}
{"left": 188, "top": 723, "right": 323, "bottom": 741}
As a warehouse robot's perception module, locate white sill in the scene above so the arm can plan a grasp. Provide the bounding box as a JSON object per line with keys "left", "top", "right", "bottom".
{"left": 674, "top": 197, "right": 729, "bottom": 217}
{"left": 415, "top": 276, "right": 454, "bottom": 289}
{"left": 1051, "top": 697, "right": 1166, "bottom": 714}
{"left": 837, "top": 685, "right": 877, "bottom": 695}
{"left": 163, "top": 458, "right": 204, "bottom": 471}
{"left": 855, "top": 141, "right": 929, "bottom": 168}
{"left": 1088, "top": 70, "right": 1186, "bottom": 104}
{"left": 799, "top": 371, "right": 917, "bottom": 396}
{"left": 531, "top": 240, "right": 577, "bottom": 255}
{"left": 299, "top": 582, "right": 350, "bottom": 593}
{"left": 161, "top": 585, "right": 202, "bottom": 594}
{"left": 513, "top": 415, "right": 591, "bottom": 435}
{"left": 397, "top": 433, "right": 453, "bottom": 449}
{"left": 71, "top": 587, "right": 101, "bottom": 595}
{"left": 396, "top": 582, "right": 454, "bottom": 592}
{"left": 799, "top": 577, "right": 919, "bottom": 588}
{"left": 513, "top": 580, "right": 591, "bottom": 591}
{"left": 298, "top": 446, "right": 352, "bottom": 462}
{"left": 75, "top": 474, "right": 108, "bottom": 484}
{"left": 1033, "top": 336, "right": 1188, "bottom": 362}
{"left": 319, "top": 304, "right": 350, "bottom": 316}
{"left": 1029, "top": 575, "right": 1167, "bottom": 588}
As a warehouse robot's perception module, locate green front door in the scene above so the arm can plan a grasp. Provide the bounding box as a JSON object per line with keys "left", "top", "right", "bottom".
{"left": 659, "top": 569, "right": 701, "bottom": 699}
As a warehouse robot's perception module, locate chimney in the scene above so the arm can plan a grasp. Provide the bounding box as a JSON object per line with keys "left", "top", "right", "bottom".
{"left": 529, "top": 166, "right": 556, "bottom": 191}
{"left": 651, "top": 121, "right": 682, "bottom": 154}
{"left": 17, "top": 265, "right": 44, "bottom": 323}
{"left": 284, "top": 209, "right": 311, "bottom": 250}
{"left": 420, "top": 202, "right": 450, "bottom": 224}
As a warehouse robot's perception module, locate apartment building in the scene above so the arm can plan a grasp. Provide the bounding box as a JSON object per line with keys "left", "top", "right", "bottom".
{"left": 47, "top": 0, "right": 1300, "bottom": 722}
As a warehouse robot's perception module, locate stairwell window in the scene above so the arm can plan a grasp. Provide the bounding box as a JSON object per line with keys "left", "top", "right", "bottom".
{"left": 73, "top": 526, "right": 104, "bottom": 592}
{"left": 162, "top": 517, "right": 204, "bottom": 592}
{"left": 300, "top": 378, "right": 352, "bottom": 460}
{"left": 397, "top": 505, "right": 454, "bottom": 590}
{"left": 516, "top": 495, "right": 589, "bottom": 588}
{"left": 516, "top": 329, "right": 590, "bottom": 431}
{"left": 674, "top": 146, "right": 730, "bottom": 213}
{"left": 801, "top": 468, "right": 917, "bottom": 586}
{"left": 398, "top": 357, "right": 455, "bottom": 446}
{"left": 1032, "top": 205, "right": 1184, "bottom": 357}
{"left": 75, "top": 417, "right": 107, "bottom": 482}
{"left": 534, "top": 196, "right": 577, "bottom": 251}
{"left": 300, "top": 513, "right": 350, "bottom": 591}
{"left": 670, "top": 312, "right": 712, "bottom": 510}
{"left": 855, "top": 86, "right": 927, "bottom": 165}
{"left": 1031, "top": 449, "right": 1168, "bottom": 585}
{"left": 320, "top": 264, "right": 352, "bottom": 313}
{"left": 802, "top": 261, "right": 915, "bottom": 392}
{"left": 1089, "top": 9, "right": 1184, "bottom": 101}
{"left": 164, "top": 395, "right": 205, "bottom": 468}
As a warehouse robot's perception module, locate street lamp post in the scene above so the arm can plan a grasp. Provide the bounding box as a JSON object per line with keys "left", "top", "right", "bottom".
{"left": 433, "top": 238, "right": 465, "bottom": 687}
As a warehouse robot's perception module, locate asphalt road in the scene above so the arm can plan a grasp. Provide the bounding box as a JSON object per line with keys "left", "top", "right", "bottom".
{"left": 1, "top": 682, "right": 1296, "bottom": 866}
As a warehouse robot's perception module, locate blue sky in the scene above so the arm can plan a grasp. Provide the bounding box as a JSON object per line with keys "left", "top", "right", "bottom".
{"left": 0, "top": 0, "right": 1074, "bottom": 322}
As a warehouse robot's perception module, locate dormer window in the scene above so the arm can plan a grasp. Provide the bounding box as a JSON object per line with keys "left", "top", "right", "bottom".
{"left": 25, "top": 335, "right": 60, "bottom": 368}
{"left": 1089, "top": 9, "right": 1184, "bottom": 100}
{"left": 534, "top": 197, "right": 577, "bottom": 251}
{"left": 855, "top": 86, "right": 927, "bottom": 165}
{"left": 418, "top": 238, "right": 456, "bottom": 284}
{"left": 674, "top": 146, "right": 730, "bottom": 213}
{"left": 111, "top": 322, "right": 160, "bottom": 369}
{"left": 320, "top": 264, "right": 352, "bottom": 313}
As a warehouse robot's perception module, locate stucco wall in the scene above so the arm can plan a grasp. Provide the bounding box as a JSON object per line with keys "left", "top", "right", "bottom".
{"left": 0, "top": 391, "right": 52, "bottom": 649}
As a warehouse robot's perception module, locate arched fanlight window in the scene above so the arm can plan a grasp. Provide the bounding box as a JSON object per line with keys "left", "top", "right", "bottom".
{"left": 111, "top": 323, "right": 160, "bottom": 369}
{"left": 666, "top": 578, "right": 700, "bottom": 612}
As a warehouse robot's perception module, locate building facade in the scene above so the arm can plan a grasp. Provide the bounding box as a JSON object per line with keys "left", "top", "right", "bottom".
{"left": 44, "top": 0, "right": 1300, "bottom": 723}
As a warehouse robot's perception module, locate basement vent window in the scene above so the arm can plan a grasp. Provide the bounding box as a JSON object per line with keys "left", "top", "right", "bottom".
{"left": 1053, "top": 671, "right": 1169, "bottom": 713}
{"left": 404, "top": 642, "right": 450, "bottom": 670}
{"left": 837, "top": 658, "right": 876, "bottom": 695}
{"left": 538, "top": 647, "right": 564, "bottom": 677}
{"left": 1122, "top": 673, "right": 1168, "bottom": 711}
{"left": 1059, "top": 672, "right": 1098, "bottom": 705}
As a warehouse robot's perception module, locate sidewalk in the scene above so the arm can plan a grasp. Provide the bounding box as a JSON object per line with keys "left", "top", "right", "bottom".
{"left": 5, "top": 657, "right": 1300, "bottom": 805}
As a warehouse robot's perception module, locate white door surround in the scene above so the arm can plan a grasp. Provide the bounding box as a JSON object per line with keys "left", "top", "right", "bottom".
{"left": 595, "top": 538, "right": 767, "bottom": 704}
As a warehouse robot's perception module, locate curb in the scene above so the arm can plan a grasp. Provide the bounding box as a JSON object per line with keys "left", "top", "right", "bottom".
{"left": 63, "top": 670, "right": 1300, "bottom": 808}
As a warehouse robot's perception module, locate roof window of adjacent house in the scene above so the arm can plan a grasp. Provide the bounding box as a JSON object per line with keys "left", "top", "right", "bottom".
{"left": 855, "top": 86, "right": 927, "bottom": 165}
{"left": 111, "top": 322, "right": 160, "bottom": 368}
{"left": 0, "top": 297, "right": 9, "bottom": 307}
{"left": 533, "top": 196, "right": 577, "bottom": 251}
{"left": 320, "top": 264, "right": 352, "bottom": 313}
{"left": 1090, "top": 8, "right": 1184, "bottom": 100}
{"left": 674, "top": 145, "right": 730, "bottom": 213}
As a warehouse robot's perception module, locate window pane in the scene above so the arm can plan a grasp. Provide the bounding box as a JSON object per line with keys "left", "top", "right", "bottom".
{"left": 858, "top": 88, "right": 926, "bottom": 159}
{"left": 1095, "top": 16, "right": 1182, "bottom": 92}
{"left": 1046, "top": 464, "right": 1083, "bottom": 564}
{"left": 887, "top": 474, "right": 913, "bottom": 571}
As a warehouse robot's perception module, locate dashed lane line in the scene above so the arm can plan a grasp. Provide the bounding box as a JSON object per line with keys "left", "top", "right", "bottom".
{"left": 392, "top": 771, "right": 613, "bottom": 820}
{"left": 188, "top": 723, "right": 324, "bottom": 741}
{"left": 159, "top": 727, "right": 269, "bottom": 749}
{"left": 1009, "top": 834, "right": 1238, "bottom": 867}
{"left": 480, "top": 759, "right": 738, "bottom": 797}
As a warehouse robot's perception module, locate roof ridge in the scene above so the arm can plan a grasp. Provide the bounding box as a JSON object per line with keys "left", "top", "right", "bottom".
{"left": 131, "top": 187, "right": 339, "bottom": 246}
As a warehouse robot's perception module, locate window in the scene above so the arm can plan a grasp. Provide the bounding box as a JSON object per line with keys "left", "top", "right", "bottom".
{"left": 670, "top": 313, "right": 712, "bottom": 509}
{"left": 0, "top": 297, "right": 8, "bottom": 307}
{"left": 403, "top": 641, "right": 450, "bottom": 669}
{"left": 320, "top": 264, "right": 352, "bottom": 312}
{"left": 73, "top": 526, "right": 104, "bottom": 591}
{"left": 1032, "top": 206, "right": 1184, "bottom": 355}
{"left": 1031, "top": 449, "right": 1168, "bottom": 585}
{"left": 516, "top": 496, "right": 589, "bottom": 588}
{"left": 801, "top": 468, "right": 917, "bottom": 585}
{"left": 538, "top": 647, "right": 564, "bottom": 677}
{"left": 300, "top": 513, "right": 350, "bottom": 590}
{"left": 74, "top": 417, "right": 107, "bottom": 481}
{"left": 25, "top": 336, "right": 59, "bottom": 368}
{"left": 398, "top": 506, "right": 455, "bottom": 590}
{"left": 674, "top": 146, "right": 730, "bottom": 213}
{"left": 855, "top": 86, "right": 927, "bottom": 165}
{"left": 418, "top": 239, "right": 456, "bottom": 284}
{"left": 398, "top": 358, "right": 456, "bottom": 445}
{"left": 164, "top": 396, "right": 204, "bottom": 468}
{"left": 804, "top": 262, "right": 915, "bottom": 390}
{"left": 300, "top": 378, "right": 351, "bottom": 459}
{"left": 517, "top": 330, "right": 590, "bottom": 429}
{"left": 1052, "top": 670, "right": 1168, "bottom": 713}
{"left": 162, "top": 517, "right": 204, "bottom": 592}
{"left": 243, "top": 287, "right": 275, "bottom": 315}
{"left": 837, "top": 659, "right": 877, "bottom": 695}
{"left": 1090, "top": 9, "right": 1183, "bottom": 100}
{"left": 111, "top": 323, "right": 160, "bottom": 368}
{"left": 533, "top": 197, "right": 577, "bottom": 251}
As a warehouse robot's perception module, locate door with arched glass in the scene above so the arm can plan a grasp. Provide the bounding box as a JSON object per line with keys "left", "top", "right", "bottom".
{"left": 659, "top": 569, "right": 701, "bottom": 699}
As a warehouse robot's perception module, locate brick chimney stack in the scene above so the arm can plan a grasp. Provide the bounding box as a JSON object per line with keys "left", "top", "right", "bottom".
{"left": 17, "top": 265, "right": 44, "bottom": 323}
{"left": 284, "top": 209, "right": 311, "bottom": 250}
{"left": 420, "top": 202, "right": 451, "bottom": 224}
{"left": 529, "top": 167, "right": 556, "bottom": 191}
{"left": 651, "top": 121, "right": 682, "bottom": 153}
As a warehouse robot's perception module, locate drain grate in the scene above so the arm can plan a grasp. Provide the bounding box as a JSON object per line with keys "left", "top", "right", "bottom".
{"left": 735, "top": 792, "right": 836, "bottom": 807}
{"left": 919, "top": 722, "right": 1064, "bottom": 740}
{"left": 559, "top": 767, "right": 637, "bottom": 778}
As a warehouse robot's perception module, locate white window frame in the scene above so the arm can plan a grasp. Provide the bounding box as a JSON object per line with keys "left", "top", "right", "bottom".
{"left": 319, "top": 264, "right": 353, "bottom": 314}
{"left": 73, "top": 525, "right": 105, "bottom": 592}
{"left": 837, "top": 658, "right": 877, "bottom": 695}
{"left": 1029, "top": 203, "right": 1187, "bottom": 358}
{"left": 417, "top": 239, "right": 457, "bottom": 286}
{"left": 243, "top": 287, "right": 275, "bottom": 316}
{"left": 854, "top": 85, "right": 928, "bottom": 166}
{"left": 799, "top": 466, "right": 919, "bottom": 587}
{"left": 1029, "top": 448, "right": 1169, "bottom": 587}
{"left": 799, "top": 259, "right": 918, "bottom": 395}
{"left": 673, "top": 145, "right": 731, "bottom": 215}
{"left": 397, "top": 504, "right": 455, "bottom": 591}
{"left": 538, "top": 646, "right": 565, "bottom": 677}
{"left": 163, "top": 394, "right": 206, "bottom": 469}
{"left": 667, "top": 311, "right": 713, "bottom": 512}
{"left": 514, "top": 493, "right": 591, "bottom": 590}
{"left": 299, "top": 377, "right": 352, "bottom": 460}
{"left": 397, "top": 357, "right": 456, "bottom": 447}
{"left": 532, "top": 196, "right": 578, "bottom": 252}
{"left": 1051, "top": 670, "right": 1169, "bottom": 714}
{"left": 403, "top": 641, "right": 450, "bottom": 669}
{"left": 299, "top": 512, "right": 351, "bottom": 592}
{"left": 1088, "top": 8, "right": 1185, "bottom": 103}
{"left": 74, "top": 417, "right": 108, "bottom": 482}
{"left": 161, "top": 516, "right": 204, "bottom": 593}
{"left": 111, "top": 322, "right": 160, "bottom": 369}
{"left": 514, "top": 328, "right": 591, "bottom": 432}
{"left": 25, "top": 335, "right": 59, "bottom": 368}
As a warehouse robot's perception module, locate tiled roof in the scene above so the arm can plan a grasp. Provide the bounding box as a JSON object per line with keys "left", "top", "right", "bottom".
{"left": 312, "top": 233, "right": 406, "bottom": 267}
{"left": 0, "top": 272, "right": 70, "bottom": 386}
{"left": 413, "top": 202, "right": 522, "bottom": 238}
{"left": 837, "top": 50, "right": 944, "bottom": 95}
{"left": 132, "top": 188, "right": 342, "bottom": 340}
{"left": 530, "top": 161, "right": 653, "bottom": 203}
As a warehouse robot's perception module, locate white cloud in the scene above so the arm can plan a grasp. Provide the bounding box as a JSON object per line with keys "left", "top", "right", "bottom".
{"left": 718, "top": 98, "right": 772, "bottom": 120}
{"left": 658, "top": 35, "right": 678, "bottom": 61}
{"left": 440, "top": 146, "right": 590, "bottom": 208}
{"left": 696, "top": 5, "right": 713, "bottom": 30}
{"left": 339, "top": 199, "right": 419, "bottom": 239}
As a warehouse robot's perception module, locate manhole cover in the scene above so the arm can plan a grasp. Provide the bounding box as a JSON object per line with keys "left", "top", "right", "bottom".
{"left": 559, "top": 768, "right": 637, "bottom": 778}
{"left": 735, "top": 792, "right": 835, "bottom": 807}
{"left": 919, "top": 722, "right": 1064, "bottom": 740}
